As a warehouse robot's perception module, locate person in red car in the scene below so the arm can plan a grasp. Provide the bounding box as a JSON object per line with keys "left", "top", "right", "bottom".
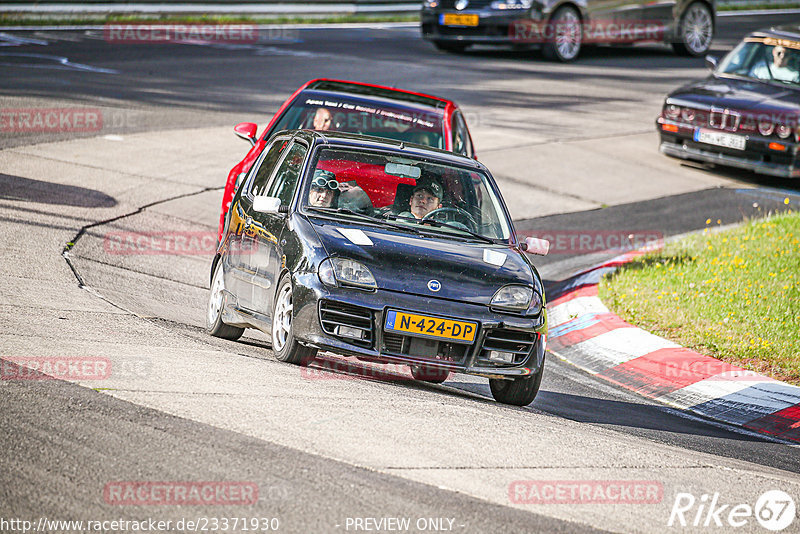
{"left": 312, "top": 107, "right": 333, "bottom": 131}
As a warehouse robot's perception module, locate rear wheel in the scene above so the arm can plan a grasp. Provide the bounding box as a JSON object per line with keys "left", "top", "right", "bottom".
{"left": 433, "top": 40, "right": 468, "bottom": 53}
{"left": 542, "top": 6, "right": 582, "bottom": 62}
{"left": 206, "top": 261, "right": 244, "bottom": 341}
{"left": 672, "top": 2, "right": 713, "bottom": 57}
{"left": 489, "top": 360, "right": 544, "bottom": 406}
{"left": 410, "top": 364, "right": 450, "bottom": 384}
{"left": 272, "top": 275, "right": 317, "bottom": 365}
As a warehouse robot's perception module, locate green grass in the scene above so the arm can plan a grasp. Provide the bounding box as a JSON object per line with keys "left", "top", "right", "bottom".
{"left": 600, "top": 208, "right": 800, "bottom": 385}
{"left": 0, "top": 13, "right": 420, "bottom": 26}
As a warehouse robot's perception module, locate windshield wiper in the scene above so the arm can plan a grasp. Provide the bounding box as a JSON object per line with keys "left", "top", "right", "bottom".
{"left": 385, "top": 213, "right": 497, "bottom": 244}
{"left": 305, "top": 207, "right": 426, "bottom": 235}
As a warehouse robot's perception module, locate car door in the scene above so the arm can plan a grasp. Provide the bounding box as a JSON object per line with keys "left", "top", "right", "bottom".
{"left": 225, "top": 136, "right": 290, "bottom": 313}
{"left": 247, "top": 140, "right": 309, "bottom": 319}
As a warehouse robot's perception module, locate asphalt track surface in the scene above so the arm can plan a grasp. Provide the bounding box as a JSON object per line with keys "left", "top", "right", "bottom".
{"left": 1, "top": 12, "right": 800, "bottom": 534}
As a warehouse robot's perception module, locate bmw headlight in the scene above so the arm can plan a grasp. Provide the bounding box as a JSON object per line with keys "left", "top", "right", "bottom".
{"left": 491, "top": 285, "right": 533, "bottom": 311}
{"left": 490, "top": 0, "right": 532, "bottom": 8}
{"left": 319, "top": 258, "right": 377, "bottom": 289}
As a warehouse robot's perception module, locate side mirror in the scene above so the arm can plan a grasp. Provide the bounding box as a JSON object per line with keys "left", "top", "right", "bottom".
{"left": 522, "top": 237, "right": 550, "bottom": 256}
{"left": 234, "top": 122, "right": 257, "bottom": 146}
{"left": 253, "top": 195, "right": 282, "bottom": 214}
{"left": 705, "top": 55, "right": 718, "bottom": 72}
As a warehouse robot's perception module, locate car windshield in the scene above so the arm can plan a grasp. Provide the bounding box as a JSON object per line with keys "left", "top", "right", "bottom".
{"left": 271, "top": 90, "right": 446, "bottom": 149}
{"left": 301, "top": 147, "right": 512, "bottom": 241}
{"left": 718, "top": 38, "right": 800, "bottom": 88}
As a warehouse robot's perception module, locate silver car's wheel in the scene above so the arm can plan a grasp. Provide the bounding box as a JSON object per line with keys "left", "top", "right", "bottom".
{"left": 206, "top": 261, "right": 244, "bottom": 340}
{"left": 542, "top": 6, "right": 582, "bottom": 62}
{"left": 271, "top": 275, "right": 316, "bottom": 365}
{"left": 673, "top": 2, "right": 713, "bottom": 56}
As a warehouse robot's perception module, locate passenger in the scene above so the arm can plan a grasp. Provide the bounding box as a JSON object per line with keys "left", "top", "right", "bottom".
{"left": 308, "top": 169, "right": 339, "bottom": 208}
{"left": 751, "top": 45, "right": 800, "bottom": 83}
{"left": 401, "top": 178, "right": 443, "bottom": 219}
{"left": 313, "top": 108, "right": 333, "bottom": 131}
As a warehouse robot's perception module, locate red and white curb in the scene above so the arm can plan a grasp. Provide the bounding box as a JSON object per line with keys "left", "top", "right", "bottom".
{"left": 546, "top": 249, "right": 800, "bottom": 444}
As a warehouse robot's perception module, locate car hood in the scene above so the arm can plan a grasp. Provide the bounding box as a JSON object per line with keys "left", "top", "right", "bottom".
{"left": 309, "top": 217, "right": 536, "bottom": 306}
{"left": 667, "top": 76, "right": 800, "bottom": 116}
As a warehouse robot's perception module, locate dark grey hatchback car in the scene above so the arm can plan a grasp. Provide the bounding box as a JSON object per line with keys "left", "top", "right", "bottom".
{"left": 421, "top": 0, "right": 715, "bottom": 61}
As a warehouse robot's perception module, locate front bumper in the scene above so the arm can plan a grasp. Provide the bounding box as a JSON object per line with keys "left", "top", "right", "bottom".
{"left": 657, "top": 119, "right": 800, "bottom": 179}
{"left": 291, "top": 271, "right": 547, "bottom": 379}
{"left": 421, "top": 10, "right": 538, "bottom": 45}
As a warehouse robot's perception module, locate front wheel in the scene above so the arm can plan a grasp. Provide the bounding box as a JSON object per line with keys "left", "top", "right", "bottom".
{"left": 542, "top": 6, "right": 582, "bottom": 62}
{"left": 272, "top": 275, "right": 317, "bottom": 365}
{"left": 672, "top": 2, "right": 713, "bottom": 57}
{"left": 206, "top": 261, "right": 244, "bottom": 341}
{"left": 489, "top": 361, "right": 544, "bottom": 406}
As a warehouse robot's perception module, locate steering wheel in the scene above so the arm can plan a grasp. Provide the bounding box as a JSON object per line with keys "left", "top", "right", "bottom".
{"left": 422, "top": 207, "right": 478, "bottom": 232}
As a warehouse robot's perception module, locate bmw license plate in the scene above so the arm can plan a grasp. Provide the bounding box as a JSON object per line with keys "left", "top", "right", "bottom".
{"left": 440, "top": 13, "right": 479, "bottom": 26}
{"left": 694, "top": 129, "right": 746, "bottom": 151}
{"left": 385, "top": 310, "right": 477, "bottom": 343}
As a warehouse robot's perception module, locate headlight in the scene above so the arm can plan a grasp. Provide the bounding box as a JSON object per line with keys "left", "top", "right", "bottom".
{"left": 320, "top": 258, "right": 377, "bottom": 289}
{"left": 490, "top": 0, "right": 532, "bottom": 8}
{"left": 776, "top": 124, "right": 792, "bottom": 139}
{"left": 681, "top": 108, "right": 695, "bottom": 122}
{"left": 758, "top": 119, "right": 775, "bottom": 136}
{"left": 423, "top": 0, "right": 439, "bottom": 7}
{"left": 528, "top": 290, "right": 543, "bottom": 315}
{"left": 664, "top": 104, "right": 680, "bottom": 120}
{"left": 491, "top": 285, "right": 533, "bottom": 311}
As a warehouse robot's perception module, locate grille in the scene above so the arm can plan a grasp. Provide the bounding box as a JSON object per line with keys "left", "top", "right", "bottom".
{"left": 480, "top": 329, "right": 537, "bottom": 365}
{"left": 709, "top": 108, "right": 741, "bottom": 132}
{"left": 319, "top": 301, "right": 373, "bottom": 348}
{"left": 380, "top": 332, "right": 469, "bottom": 363}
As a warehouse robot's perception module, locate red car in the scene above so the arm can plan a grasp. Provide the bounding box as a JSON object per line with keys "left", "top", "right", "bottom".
{"left": 218, "top": 79, "right": 476, "bottom": 240}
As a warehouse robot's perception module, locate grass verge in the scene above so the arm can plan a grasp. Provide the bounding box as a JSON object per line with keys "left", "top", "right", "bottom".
{"left": 600, "top": 209, "right": 799, "bottom": 385}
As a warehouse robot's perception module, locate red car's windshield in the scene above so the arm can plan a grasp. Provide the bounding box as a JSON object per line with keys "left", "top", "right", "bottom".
{"left": 271, "top": 90, "right": 446, "bottom": 149}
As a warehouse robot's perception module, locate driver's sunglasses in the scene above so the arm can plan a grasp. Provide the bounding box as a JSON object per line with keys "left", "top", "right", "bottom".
{"left": 312, "top": 177, "right": 339, "bottom": 190}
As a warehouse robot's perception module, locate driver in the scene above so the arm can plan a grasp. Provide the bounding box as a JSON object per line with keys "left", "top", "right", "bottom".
{"left": 403, "top": 178, "right": 443, "bottom": 219}
{"left": 751, "top": 45, "right": 800, "bottom": 83}
{"left": 308, "top": 169, "right": 339, "bottom": 208}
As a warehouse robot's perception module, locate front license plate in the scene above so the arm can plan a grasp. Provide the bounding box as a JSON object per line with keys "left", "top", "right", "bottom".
{"left": 694, "top": 129, "right": 746, "bottom": 151}
{"left": 385, "top": 310, "right": 477, "bottom": 343}
{"left": 440, "top": 13, "right": 479, "bottom": 26}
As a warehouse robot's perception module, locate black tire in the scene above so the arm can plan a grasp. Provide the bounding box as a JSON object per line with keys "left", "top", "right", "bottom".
{"left": 672, "top": 2, "right": 713, "bottom": 57}
{"left": 206, "top": 261, "right": 245, "bottom": 341}
{"left": 542, "top": 6, "right": 582, "bottom": 62}
{"left": 489, "top": 360, "right": 545, "bottom": 406}
{"left": 433, "top": 40, "right": 468, "bottom": 53}
{"left": 271, "top": 275, "right": 317, "bottom": 366}
{"left": 410, "top": 364, "right": 450, "bottom": 384}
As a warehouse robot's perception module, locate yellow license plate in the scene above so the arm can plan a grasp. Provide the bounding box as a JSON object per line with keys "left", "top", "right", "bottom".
{"left": 440, "top": 13, "right": 479, "bottom": 26}
{"left": 385, "top": 310, "right": 477, "bottom": 343}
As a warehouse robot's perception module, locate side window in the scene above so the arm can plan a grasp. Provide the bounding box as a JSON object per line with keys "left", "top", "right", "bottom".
{"left": 451, "top": 112, "right": 472, "bottom": 157}
{"left": 266, "top": 142, "right": 309, "bottom": 206}
{"left": 249, "top": 138, "right": 289, "bottom": 197}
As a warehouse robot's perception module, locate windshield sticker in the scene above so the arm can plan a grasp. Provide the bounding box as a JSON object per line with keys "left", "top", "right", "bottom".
{"left": 746, "top": 37, "right": 800, "bottom": 51}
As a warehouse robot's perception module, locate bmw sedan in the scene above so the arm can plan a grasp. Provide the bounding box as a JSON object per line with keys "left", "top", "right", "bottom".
{"left": 657, "top": 25, "right": 800, "bottom": 178}
{"left": 421, "top": 0, "right": 715, "bottom": 61}
{"left": 207, "top": 130, "right": 550, "bottom": 406}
